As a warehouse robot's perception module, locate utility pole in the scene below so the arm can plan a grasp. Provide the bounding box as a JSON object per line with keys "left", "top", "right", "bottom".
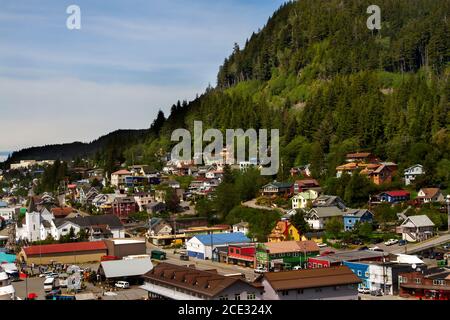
{"left": 446, "top": 195, "right": 450, "bottom": 233}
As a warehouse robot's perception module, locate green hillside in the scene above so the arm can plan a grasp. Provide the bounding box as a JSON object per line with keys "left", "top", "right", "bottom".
{"left": 5, "top": 0, "right": 449, "bottom": 191}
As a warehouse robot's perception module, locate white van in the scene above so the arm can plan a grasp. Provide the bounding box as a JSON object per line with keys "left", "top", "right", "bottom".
{"left": 43, "top": 277, "right": 58, "bottom": 292}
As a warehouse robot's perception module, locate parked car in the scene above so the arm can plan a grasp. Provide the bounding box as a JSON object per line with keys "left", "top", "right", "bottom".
{"left": 352, "top": 239, "right": 364, "bottom": 245}
{"left": 384, "top": 239, "right": 398, "bottom": 246}
{"left": 435, "top": 252, "right": 444, "bottom": 260}
{"left": 443, "top": 243, "right": 450, "bottom": 250}
{"left": 45, "top": 272, "right": 59, "bottom": 279}
{"left": 254, "top": 267, "right": 268, "bottom": 274}
{"left": 39, "top": 271, "right": 54, "bottom": 278}
{"left": 370, "top": 289, "right": 383, "bottom": 296}
{"left": 369, "top": 247, "right": 384, "bottom": 252}
{"left": 317, "top": 243, "right": 327, "bottom": 248}
{"left": 358, "top": 246, "right": 369, "bottom": 251}
{"left": 358, "top": 287, "right": 370, "bottom": 294}
{"left": 115, "top": 281, "right": 130, "bottom": 289}
{"left": 398, "top": 240, "right": 407, "bottom": 246}
{"left": 293, "top": 266, "right": 302, "bottom": 270}
{"left": 180, "top": 254, "right": 189, "bottom": 261}
{"left": 43, "top": 277, "right": 58, "bottom": 292}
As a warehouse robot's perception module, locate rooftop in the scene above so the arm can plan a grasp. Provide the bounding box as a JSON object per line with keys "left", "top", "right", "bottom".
{"left": 263, "top": 266, "right": 361, "bottom": 290}
{"left": 23, "top": 241, "right": 107, "bottom": 256}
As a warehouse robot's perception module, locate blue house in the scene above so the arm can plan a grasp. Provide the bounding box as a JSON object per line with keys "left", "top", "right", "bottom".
{"left": 377, "top": 190, "right": 410, "bottom": 203}
{"left": 343, "top": 261, "right": 370, "bottom": 290}
{"left": 186, "top": 232, "right": 251, "bottom": 260}
{"left": 343, "top": 209, "right": 374, "bottom": 231}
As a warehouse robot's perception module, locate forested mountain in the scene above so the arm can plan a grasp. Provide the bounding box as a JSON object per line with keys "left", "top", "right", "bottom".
{"left": 5, "top": 0, "right": 449, "bottom": 191}
{"left": 2, "top": 129, "right": 148, "bottom": 167}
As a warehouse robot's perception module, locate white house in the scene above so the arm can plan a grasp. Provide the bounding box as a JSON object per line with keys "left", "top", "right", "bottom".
{"left": 305, "top": 206, "right": 345, "bottom": 230}
{"left": 232, "top": 221, "right": 249, "bottom": 235}
{"left": 404, "top": 164, "right": 424, "bottom": 186}
{"left": 111, "top": 170, "right": 132, "bottom": 187}
{"left": 292, "top": 190, "right": 319, "bottom": 210}
{"left": 0, "top": 207, "right": 15, "bottom": 222}
{"left": 416, "top": 188, "right": 445, "bottom": 204}
{"left": 397, "top": 215, "right": 435, "bottom": 242}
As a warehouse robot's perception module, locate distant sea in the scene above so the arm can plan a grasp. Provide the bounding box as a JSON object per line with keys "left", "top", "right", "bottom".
{"left": 0, "top": 151, "right": 11, "bottom": 163}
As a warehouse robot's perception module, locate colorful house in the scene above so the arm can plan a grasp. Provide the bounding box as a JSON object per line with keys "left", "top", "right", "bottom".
{"left": 261, "top": 181, "right": 294, "bottom": 197}
{"left": 256, "top": 241, "right": 319, "bottom": 271}
{"left": 343, "top": 209, "right": 374, "bottom": 231}
{"left": 268, "top": 220, "right": 300, "bottom": 242}
{"left": 377, "top": 190, "right": 411, "bottom": 203}
{"left": 343, "top": 261, "right": 370, "bottom": 290}
{"left": 227, "top": 244, "right": 256, "bottom": 268}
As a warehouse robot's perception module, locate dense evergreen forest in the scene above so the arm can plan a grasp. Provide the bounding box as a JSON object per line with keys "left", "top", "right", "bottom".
{"left": 4, "top": 0, "right": 449, "bottom": 191}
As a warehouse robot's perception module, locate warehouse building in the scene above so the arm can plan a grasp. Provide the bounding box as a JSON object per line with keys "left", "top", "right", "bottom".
{"left": 104, "top": 239, "right": 147, "bottom": 258}
{"left": 18, "top": 241, "right": 108, "bottom": 265}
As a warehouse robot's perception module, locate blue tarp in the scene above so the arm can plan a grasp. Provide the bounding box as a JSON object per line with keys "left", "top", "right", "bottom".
{"left": 0, "top": 252, "right": 16, "bottom": 263}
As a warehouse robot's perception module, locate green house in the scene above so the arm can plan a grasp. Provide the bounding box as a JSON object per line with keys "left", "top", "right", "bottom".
{"left": 256, "top": 241, "right": 320, "bottom": 270}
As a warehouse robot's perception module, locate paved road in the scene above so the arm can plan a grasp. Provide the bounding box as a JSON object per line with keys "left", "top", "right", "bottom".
{"left": 388, "top": 234, "right": 450, "bottom": 255}
{"left": 146, "top": 242, "right": 258, "bottom": 281}
{"left": 241, "top": 199, "right": 286, "bottom": 213}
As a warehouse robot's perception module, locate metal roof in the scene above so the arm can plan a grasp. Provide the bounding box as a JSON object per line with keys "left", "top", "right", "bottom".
{"left": 100, "top": 257, "right": 153, "bottom": 279}
{"left": 193, "top": 232, "right": 250, "bottom": 246}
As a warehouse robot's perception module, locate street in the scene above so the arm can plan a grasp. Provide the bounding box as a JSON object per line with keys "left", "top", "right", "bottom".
{"left": 145, "top": 241, "right": 258, "bottom": 281}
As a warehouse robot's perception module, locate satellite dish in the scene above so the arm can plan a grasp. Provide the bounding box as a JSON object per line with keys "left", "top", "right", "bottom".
{"left": 412, "top": 264, "right": 417, "bottom": 270}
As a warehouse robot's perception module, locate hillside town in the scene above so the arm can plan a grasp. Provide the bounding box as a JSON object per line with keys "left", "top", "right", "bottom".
{"left": 1, "top": 150, "right": 449, "bottom": 301}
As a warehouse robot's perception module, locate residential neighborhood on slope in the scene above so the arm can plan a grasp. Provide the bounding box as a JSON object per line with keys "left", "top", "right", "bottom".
{"left": 0, "top": 149, "right": 449, "bottom": 301}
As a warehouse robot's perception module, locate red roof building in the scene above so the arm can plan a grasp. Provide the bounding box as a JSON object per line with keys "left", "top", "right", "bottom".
{"left": 20, "top": 241, "right": 108, "bottom": 265}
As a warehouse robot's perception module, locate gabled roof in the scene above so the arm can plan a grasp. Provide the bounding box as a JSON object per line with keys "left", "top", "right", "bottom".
{"left": 343, "top": 209, "right": 373, "bottom": 219}
{"left": 263, "top": 181, "right": 293, "bottom": 189}
{"left": 308, "top": 206, "right": 345, "bottom": 218}
{"left": 380, "top": 190, "right": 410, "bottom": 197}
{"left": 401, "top": 215, "right": 435, "bottom": 228}
{"left": 54, "top": 215, "right": 124, "bottom": 229}
{"left": 263, "top": 266, "right": 361, "bottom": 290}
{"left": 193, "top": 233, "right": 250, "bottom": 246}
{"left": 418, "top": 188, "right": 441, "bottom": 199}
{"left": 112, "top": 169, "right": 131, "bottom": 175}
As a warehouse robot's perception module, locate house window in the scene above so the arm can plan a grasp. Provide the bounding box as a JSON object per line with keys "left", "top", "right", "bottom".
{"left": 357, "top": 271, "right": 362, "bottom": 277}
{"left": 247, "top": 293, "right": 256, "bottom": 300}
{"left": 415, "top": 278, "right": 421, "bottom": 284}
{"left": 433, "top": 280, "right": 444, "bottom": 286}
{"left": 282, "top": 290, "right": 289, "bottom": 296}
{"left": 234, "top": 294, "right": 241, "bottom": 300}
{"left": 297, "top": 289, "right": 303, "bottom": 294}
{"left": 365, "top": 271, "right": 370, "bottom": 278}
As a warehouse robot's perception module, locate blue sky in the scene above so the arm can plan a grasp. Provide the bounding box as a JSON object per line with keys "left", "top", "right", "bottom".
{"left": 0, "top": 0, "right": 286, "bottom": 151}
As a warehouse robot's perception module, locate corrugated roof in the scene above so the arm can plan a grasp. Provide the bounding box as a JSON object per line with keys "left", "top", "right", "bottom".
{"left": 402, "top": 215, "right": 435, "bottom": 228}
{"left": 193, "top": 233, "right": 250, "bottom": 246}
{"left": 23, "top": 241, "right": 107, "bottom": 256}
{"left": 100, "top": 257, "right": 153, "bottom": 278}
{"left": 263, "top": 241, "right": 319, "bottom": 254}
{"left": 264, "top": 266, "right": 361, "bottom": 290}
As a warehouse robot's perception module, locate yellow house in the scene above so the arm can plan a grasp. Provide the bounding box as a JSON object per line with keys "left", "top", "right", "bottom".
{"left": 268, "top": 220, "right": 300, "bottom": 242}
{"left": 301, "top": 231, "right": 325, "bottom": 244}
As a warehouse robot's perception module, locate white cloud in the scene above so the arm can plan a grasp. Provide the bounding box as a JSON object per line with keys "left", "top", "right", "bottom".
{"left": 0, "top": 77, "right": 201, "bottom": 151}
